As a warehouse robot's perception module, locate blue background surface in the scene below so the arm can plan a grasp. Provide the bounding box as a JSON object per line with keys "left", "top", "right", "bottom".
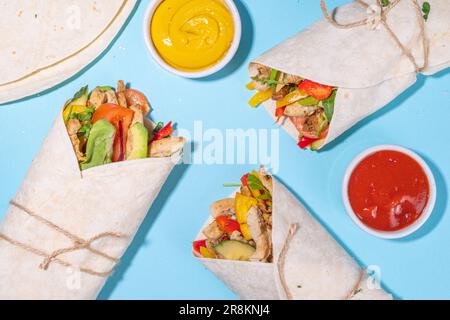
{"left": 1, "top": 0, "right": 449, "bottom": 299}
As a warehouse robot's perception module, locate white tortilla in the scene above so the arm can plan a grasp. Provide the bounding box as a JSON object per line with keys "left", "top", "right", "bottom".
{"left": 0, "top": 0, "right": 137, "bottom": 104}
{"left": 196, "top": 177, "right": 392, "bottom": 300}
{"left": 0, "top": 109, "right": 183, "bottom": 299}
{"left": 250, "top": 0, "right": 450, "bottom": 148}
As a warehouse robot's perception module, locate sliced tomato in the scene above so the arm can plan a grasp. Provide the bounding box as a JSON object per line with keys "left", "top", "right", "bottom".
{"left": 92, "top": 103, "right": 134, "bottom": 162}
{"left": 298, "top": 80, "right": 333, "bottom": 101}
{"left": 215, "top": 215, "right": 241, "bottom": 235}
{"left": 125, "top": 89, "right": 151, "bottom": 115}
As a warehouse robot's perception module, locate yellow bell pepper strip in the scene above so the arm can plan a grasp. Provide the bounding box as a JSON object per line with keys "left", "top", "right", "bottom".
{"left": 248, "top": 89, "right": 272, "bottom": 108}
{"left": 246, "top": 82, "right": 255, "bottom": 90}
{"left": 199, "top": 246, "right": 215, "bottom": 259}
{"left": 240, "top": 223, "right": 253, "bottom": 241}
{"left": 276, "top": 89, "right": 308, "bottom": 108}
{"left": 235, "top": 193, "right": 258, "bottom": 224}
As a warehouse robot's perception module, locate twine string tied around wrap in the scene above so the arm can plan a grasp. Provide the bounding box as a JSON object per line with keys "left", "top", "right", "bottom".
{"left": 320, "top": 0, "right": 429, "bottom": 73}
{"left": 0, "top": 201, "right": 127, "bottom": 277}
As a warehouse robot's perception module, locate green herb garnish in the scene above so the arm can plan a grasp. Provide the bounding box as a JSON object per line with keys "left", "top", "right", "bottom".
{"left": 78, "top": 123, "right": 92, "bottom": 138}
{"left": 422, "top": 2, "right": 431, "bottom": 21}
{"left": 380, "top": 0, "right": 390, "bottom": 7}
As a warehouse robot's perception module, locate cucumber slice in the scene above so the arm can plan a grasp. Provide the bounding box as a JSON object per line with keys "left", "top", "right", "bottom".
{"left": 214, "top": 240, "right": 256, "bottom": 261}
{"left": 310, "top": 139, "right": 325, "bottom": 151}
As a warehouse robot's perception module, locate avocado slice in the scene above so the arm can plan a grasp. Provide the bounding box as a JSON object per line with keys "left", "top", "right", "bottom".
{"left": 298, "top": 96, "right": 319, "bottom": 106}
{"left": 80, "top": 119, "right": 115, "bottom": 170}
{"left": 63, "top": 86, "right": 89, "bottom": 123}
{"left": 126, "top": 123, "right": 148, "bottom": 160}
{"left": 214, "top": 240, "right": 256, "bottom": 261}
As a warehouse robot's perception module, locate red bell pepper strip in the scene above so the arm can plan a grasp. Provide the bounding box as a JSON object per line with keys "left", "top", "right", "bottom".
{"left": 192, "top": 240, "right": 207, "bottom": 254}
{"left": 92, "top": 103, "right": 134, "bottom": 162}
{"left": 298, "top": 136, "right": 318, "bottom": 149}
{"left": 275, "top": 107, "right": 286, "bottom": 122}
{"left": 152, "top": 121, "right": 173, "bottom": 142}
{"left": 298, "top": 80, "right": 333, "bottom": 101}
{"left": 215, "top": 215, "right": 241, "bottom": 234}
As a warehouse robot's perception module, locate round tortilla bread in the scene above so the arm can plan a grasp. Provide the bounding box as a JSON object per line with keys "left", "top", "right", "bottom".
{"left": 0, "top": 0, "right": 137, "bottom": 104}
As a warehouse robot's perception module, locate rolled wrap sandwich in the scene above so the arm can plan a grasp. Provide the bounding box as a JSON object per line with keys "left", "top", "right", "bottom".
{"left": 0, "top": 81, "right": 184, "bottom": 299}
{"left": 247, "top": 0, "right": 450, "bottom": 150}
{"left": 194, "top": 167, "right": 392, "bottom": 300}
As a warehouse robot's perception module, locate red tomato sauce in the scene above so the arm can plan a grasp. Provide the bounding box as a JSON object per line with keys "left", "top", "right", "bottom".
{"left": 348, "top": 150, "right": 429, "bottom": 232}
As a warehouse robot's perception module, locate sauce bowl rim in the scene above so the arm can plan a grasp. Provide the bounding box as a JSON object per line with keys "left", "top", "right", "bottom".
{"left": 142, "top": 0, "right": 242, "bottom": 78}
{"left": 341, "top": 144, "right": 437, "bottom": 239}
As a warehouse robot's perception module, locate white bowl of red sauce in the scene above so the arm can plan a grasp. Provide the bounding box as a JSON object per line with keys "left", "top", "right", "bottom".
{"left": 342, "top": 145, "right": 436, "bottom": 239}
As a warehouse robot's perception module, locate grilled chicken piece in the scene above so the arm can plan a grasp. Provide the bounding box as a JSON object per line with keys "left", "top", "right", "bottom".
{"left": 129, "top": 105, "right": 144, "bottom": 125}
{"left": 246, "top": 206, "right": 271, "bottom": 262}
{"left": 202, "top": 221, "right": 224, "bottom": 240}
{"left": 149, "top": 136, "right": 185, "bottom": 158}
{"left": 67, "top": 119, "right": 85, "bottom": 162}
{"left": 105, "top": 90, "right": 118, "bottom": 105}
{"left": 117, "top": 80, "right": 128, "bottom": 108}
{"left": 210, "top": 198, "right": 235, "bottom": 217}
{"left": 88, "top": 88, "right": 106, "bottom": 109}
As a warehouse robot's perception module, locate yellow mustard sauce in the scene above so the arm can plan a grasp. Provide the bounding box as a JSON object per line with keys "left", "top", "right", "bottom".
{"left": 151, "top": 0, "right": 235, "bottom": 72}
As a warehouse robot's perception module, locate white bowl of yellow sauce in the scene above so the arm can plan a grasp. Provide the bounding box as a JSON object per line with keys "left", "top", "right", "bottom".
{"left": 143, "top": 0, "right": 241, "bottom": 78}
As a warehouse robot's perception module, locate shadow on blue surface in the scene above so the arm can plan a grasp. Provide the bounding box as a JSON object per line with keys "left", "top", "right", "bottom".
{"left": 320, "top": 67, "right": 450, "bottom": 152}
{"left": 193, "top": 0, "right": 254, "bottom": 81}
{"left": 0, "top": 0, "right": 141, "bottom": 107}
{"left": 98, "top": 161, "right": 191, "bottom": 300}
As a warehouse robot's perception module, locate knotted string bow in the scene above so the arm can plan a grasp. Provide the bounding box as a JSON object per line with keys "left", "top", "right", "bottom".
{"left": 320, "top": 0, "right": 429, "bottom": 73}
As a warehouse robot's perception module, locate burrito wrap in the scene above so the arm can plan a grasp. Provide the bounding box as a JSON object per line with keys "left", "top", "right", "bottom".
{"left": 250, "top": 0, "right": 450, "bottom": 147}
{"left": 0, "top": 111, "right": 181, "bottom": 299}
